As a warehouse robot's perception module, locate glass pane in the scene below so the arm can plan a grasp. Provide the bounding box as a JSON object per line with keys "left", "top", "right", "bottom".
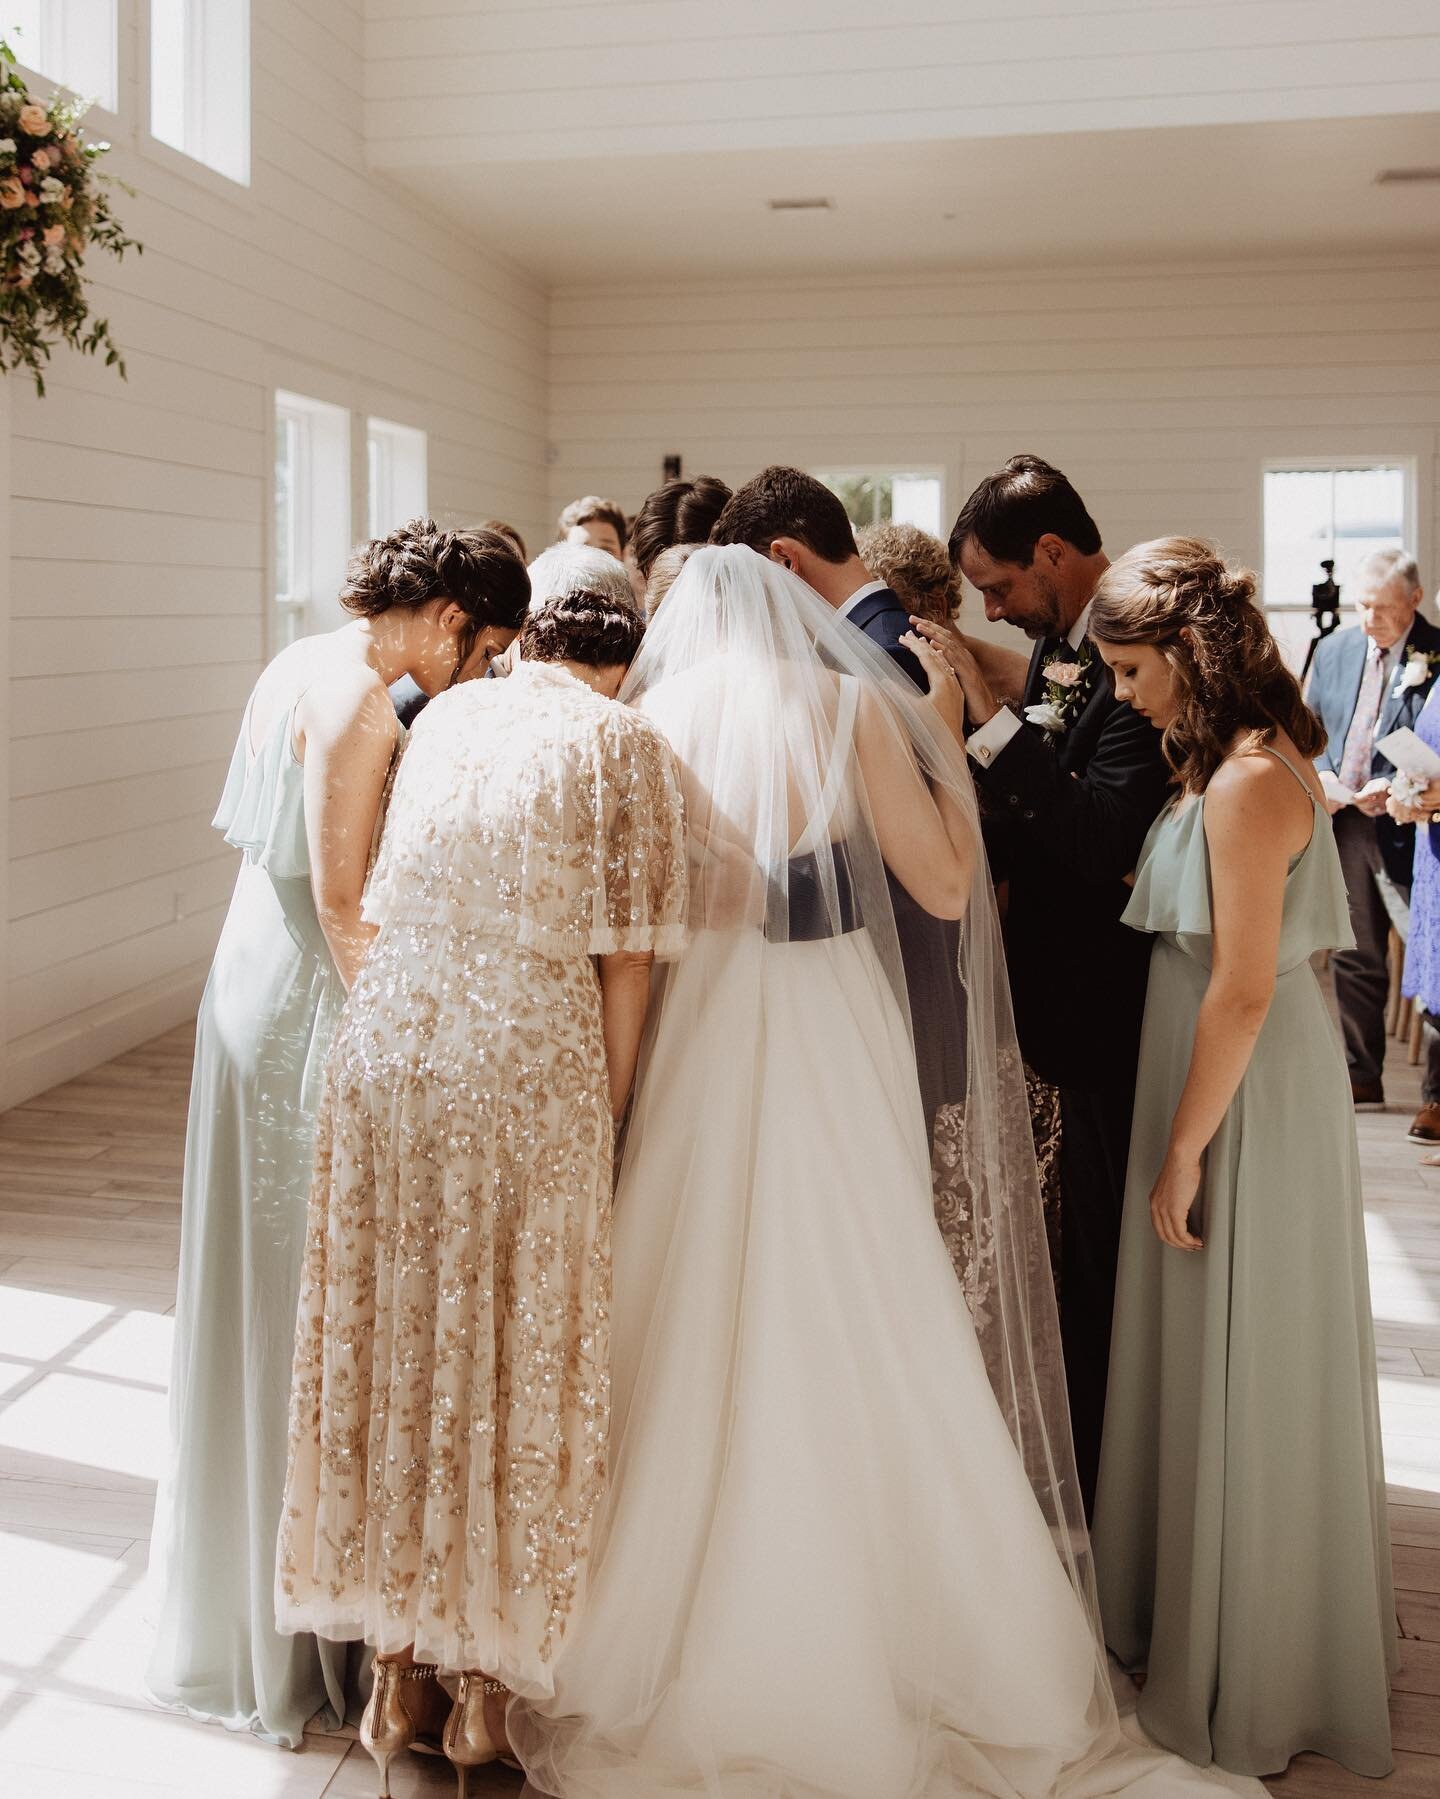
{"left": 1332, "top": 466, "right": 1406, "bottom": 598}
{"left": 274, "top": 413, "right": 296, "bottom": 601}
{"left": 8, "top": 3, "right": 48, "bottom": 71}
{"left": 891, "top": 475, "right": 942, "bottom": 536}
{"left": 368, "top": 434, "right": 386, "bottom": 542}
{"left": 9, "top": 1, "right": 116, "bottom": 110}
{"left": 150, "top": 0, "right": 249, "bottom": 183}
{"left": 149, "top": 0, "right": 187, "bottom": 153}
{"left": 818, "top": 473, "right": 884, "bottom": 529}
{"left": 1263, "top": 465, "right": 1407, "bottom": 672}
{"left": 1264, "top": 466, "right": 1406, "bottom": 610}
{"left": 815, "top": 471, "right": 942, "bottom": 535}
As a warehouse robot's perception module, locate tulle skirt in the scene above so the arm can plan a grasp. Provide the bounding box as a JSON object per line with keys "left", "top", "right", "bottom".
{"left": 510, "top": 929, "right": 1263, "bottom": 1797}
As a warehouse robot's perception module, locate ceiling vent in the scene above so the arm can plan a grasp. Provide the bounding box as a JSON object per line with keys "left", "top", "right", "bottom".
{"left": 1375, "top": 167, "right": 1440, "bottom": 185}
{"left": 766, "top": 196, "right": 834, "bottom": 212}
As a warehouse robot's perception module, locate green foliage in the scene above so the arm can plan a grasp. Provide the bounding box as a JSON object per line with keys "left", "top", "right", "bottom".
{"left": 0, "top": 39, "right": 142, "bottom": 397}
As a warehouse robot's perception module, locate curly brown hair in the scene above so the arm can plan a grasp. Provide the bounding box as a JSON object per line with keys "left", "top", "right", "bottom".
{"left": 518, "top": 589, "right": 645, "bottom": 669}
{"left": 340, "top": 520, "right": 530, "bottom": 675}
{"left": 855, "top": 521, "right": 957, "bottom": 624}
{"left": 1090, "top": 536, "right": 1325, "bottom": 793}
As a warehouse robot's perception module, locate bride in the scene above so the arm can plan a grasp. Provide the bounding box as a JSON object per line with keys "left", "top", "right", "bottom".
{"left": 509, "top": 545, "right": 1261, "bottom": 1798}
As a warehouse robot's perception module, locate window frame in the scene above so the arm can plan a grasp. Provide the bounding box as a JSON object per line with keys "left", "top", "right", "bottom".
{"left": 144, "top": 0, "right": 252, "bottom": 191}
{"left": 812, "top": 465, "right": 946, "bottom": 537}
{"left": 365, "top": 416, "right": 429, "bottom": 543}
{"left": 1258, "top": 453, "right": 1422, "bottom": 675}
{"left": 1259, "top": 454, "right": 1419, "bottom": 614}
{"left": 6, "top": 0, "right": 119, "bottom": 116}
{"left": 271, "top": 389, "right": 351, "bottom": 655}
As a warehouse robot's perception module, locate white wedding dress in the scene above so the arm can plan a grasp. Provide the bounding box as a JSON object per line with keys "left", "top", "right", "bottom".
{"left": 511, "top": 549, "right": 1265, "bottom": 1799}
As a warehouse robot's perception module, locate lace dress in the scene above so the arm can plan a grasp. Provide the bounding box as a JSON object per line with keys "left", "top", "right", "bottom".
{"left": 1403, "top": 686, "right": 1440, "bottom": 1014}
{"left": 276, "top": 661, "right": 688, "bottom": 1697}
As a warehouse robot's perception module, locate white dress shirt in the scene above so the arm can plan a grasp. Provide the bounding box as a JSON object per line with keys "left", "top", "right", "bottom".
{"left": 966, "top": 600, "right": 1096, "bottom": 769}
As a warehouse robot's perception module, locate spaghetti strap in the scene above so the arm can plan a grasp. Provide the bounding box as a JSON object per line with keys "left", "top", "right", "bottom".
{"left": 1256, "top": 743, "right": 1320, "bottom": 804}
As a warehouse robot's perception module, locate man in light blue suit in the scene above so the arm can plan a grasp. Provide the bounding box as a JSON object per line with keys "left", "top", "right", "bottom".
{"left": 1307, "top": 548, "right": 1440, "bottom": 1128}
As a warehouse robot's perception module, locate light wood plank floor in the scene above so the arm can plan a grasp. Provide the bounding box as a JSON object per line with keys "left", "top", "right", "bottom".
{"left": 0, "top": 1019, "right": 1435, "bottom": 1797}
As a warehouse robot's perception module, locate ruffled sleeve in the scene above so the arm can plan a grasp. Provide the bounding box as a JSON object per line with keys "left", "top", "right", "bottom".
{"left": 1119, "top": 804, "right": 1209, "bottom": 940}
{"left": 588, "top": 710, "right": 690, "bottom": 959}
{"left": 212, "top": 709, "right": 311, "bottom": 880}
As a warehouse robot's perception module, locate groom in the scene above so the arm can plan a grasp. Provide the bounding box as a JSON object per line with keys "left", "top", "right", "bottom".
{"left": 920, "top": 455, "right": 1171, "bottom": 1518}
{"left": 710, "top": 466, "right": 966, "bottom": 1136}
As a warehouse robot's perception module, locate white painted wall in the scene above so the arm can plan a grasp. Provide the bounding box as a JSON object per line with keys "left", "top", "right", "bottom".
{"left": 2, "top": 0, "right": 547, "bottom": 1110}
{"left": 548, "top": 253, "right": 1440, "bottom": 640}
{"left": 6, "top": 4, "right": 1439, "bottom": 1112}
{"left": 368, "top": 0, "right": 1440, "bottom": 164}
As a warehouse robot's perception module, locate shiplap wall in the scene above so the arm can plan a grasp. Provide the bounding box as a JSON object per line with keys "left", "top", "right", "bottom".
{"left": 1, "top": 0, "right": 547, "bottom": 1110}
{"left": 368, "top": 0, "right": 1440, "bottom": 164}
{"left": 549, "top": 254, "right": 1440, "bottom": 639}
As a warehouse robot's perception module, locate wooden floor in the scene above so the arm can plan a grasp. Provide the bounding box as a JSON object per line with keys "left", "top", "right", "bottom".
{"left": 0, "top": 1021, "right": 1435, "bottom": 1797}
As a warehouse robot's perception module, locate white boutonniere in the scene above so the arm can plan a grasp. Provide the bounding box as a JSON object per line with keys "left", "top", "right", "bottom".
{"left": 1024, "top": 640, "right": 1095, "bottom": 735}
{"left": 1397, "top": 648, "right": 1440, "bottom": 694}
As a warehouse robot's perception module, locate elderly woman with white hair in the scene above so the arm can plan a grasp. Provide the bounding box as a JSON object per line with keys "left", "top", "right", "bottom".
{"left": 527, "top": 542, "right": 638, "bottom": 615}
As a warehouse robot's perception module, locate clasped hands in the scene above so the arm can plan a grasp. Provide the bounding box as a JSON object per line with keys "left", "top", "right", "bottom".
{"left": 1386, "top": 777, "right": 1440, "bottom": 825}
{"left": 906, "top": 618, "right": 1004, "bottom": 727}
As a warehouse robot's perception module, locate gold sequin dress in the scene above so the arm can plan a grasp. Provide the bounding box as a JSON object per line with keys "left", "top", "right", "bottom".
{"left": 275, "top": 661, "right": 688, "bottom": 1697}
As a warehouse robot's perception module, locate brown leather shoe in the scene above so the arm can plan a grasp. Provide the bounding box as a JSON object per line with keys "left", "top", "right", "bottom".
{"left": 1409, "top": 1103, "right": 1440, "bottom": 1143}
{"left": 1351, "top": 1078, "right": 1386, "bottom": 1111}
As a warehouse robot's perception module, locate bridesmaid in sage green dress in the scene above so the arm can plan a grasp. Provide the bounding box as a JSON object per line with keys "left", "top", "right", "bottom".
{"left": 1087, "top": 538, "right": 1397, "bottom": 1780}
{"left": 145, "top": 523, "right": 529, "bottom": 1746}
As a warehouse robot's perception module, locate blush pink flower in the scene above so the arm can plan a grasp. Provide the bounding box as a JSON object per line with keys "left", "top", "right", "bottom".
{"left": 1044, "top": 659, "right": 1083, "bottom": 688}
{"left": 42, "top": 222, "right": 65, "bottom": 247}
{"left": 29, "top": 145, "right": 53, "bottom": 171}
{"left": 0, "top": 176, "right": 25, "bottom": 209}
{"left": 18, "top": 104, "right": 51, "bottom": 137}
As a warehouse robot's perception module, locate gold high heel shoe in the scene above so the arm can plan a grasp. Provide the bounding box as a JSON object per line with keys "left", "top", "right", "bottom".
{"left": 359, "top": 1657, "right": 445, "bottom": 1797}
{"left": 442, "top": 1671, "right": 506, "bottom": 1798}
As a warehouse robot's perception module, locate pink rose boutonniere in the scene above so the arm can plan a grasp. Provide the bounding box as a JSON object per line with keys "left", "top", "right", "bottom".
{"left": 1023, "top": 640, "right": 1096, "bottom": 736}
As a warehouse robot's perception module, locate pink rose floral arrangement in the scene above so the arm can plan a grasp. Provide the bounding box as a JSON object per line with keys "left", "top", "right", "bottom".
{"left": 0, "top": 41, "right": 141, "bottom": 394}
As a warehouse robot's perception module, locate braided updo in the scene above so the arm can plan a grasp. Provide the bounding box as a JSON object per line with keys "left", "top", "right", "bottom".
{"left": 341, "top": 519, "right": 530, "bottom": 628}
{"left": 1090, "top": 536, "right": 1324, "bottom": 792}
{"left": 518, "top": 589, "right": 645, "bottom": 670}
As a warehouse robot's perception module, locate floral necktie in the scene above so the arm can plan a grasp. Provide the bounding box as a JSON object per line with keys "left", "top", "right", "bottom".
{"left": 1338, "top": 643, "right": 1387, "bottom": 794}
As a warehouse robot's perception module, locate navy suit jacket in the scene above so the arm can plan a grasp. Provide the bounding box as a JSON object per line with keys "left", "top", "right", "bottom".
{"left": 841, "top": 584, "right": 965, "bottom": 1127}
{"left": 842, "top": 585, "right": 926, "bottom": 690}
{"left": 1307, "top": 613, "right": 1440, "bottom": 887}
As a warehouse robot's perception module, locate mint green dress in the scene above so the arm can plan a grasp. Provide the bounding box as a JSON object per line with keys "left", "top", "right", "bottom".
{"left": 1093, "top": 747, "right": 1398, "bottom": 1779}
{"left": 145, "top": 693, "right": 399, "bottom": 1746}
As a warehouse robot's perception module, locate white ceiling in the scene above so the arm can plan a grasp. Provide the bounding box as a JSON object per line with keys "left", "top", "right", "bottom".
{"left": 403, "top": 112, "right": 1440, "bottom": 287}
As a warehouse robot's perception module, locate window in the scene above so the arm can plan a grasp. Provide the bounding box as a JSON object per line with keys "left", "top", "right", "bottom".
{"left": 8, "top": 0, "right": 117, "bottom": 111}
{"left": 150, "top": 0, "right": 250, "bottom": 185}
{"left": 273, "top": 391, "right": 350, "bottom": 650}
{"left": 815, "top": 470, "right": 943, "bottom": 537}
{"left": 1262, "top": 462, "right": 1412, "bottom": 668}
{"left": 367, "top": 418, "right": 428, "bottom": 541}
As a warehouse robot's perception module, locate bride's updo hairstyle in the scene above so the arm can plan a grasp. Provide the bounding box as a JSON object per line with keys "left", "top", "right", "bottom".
{"left": 518, "top": 589, "right": 645, "bottom": 670}
{"left": 1090, "top": 535, "right": 1324, "bottom": 793}
{"left": 341, "top": 518, "right": 531, "bottom": 669}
